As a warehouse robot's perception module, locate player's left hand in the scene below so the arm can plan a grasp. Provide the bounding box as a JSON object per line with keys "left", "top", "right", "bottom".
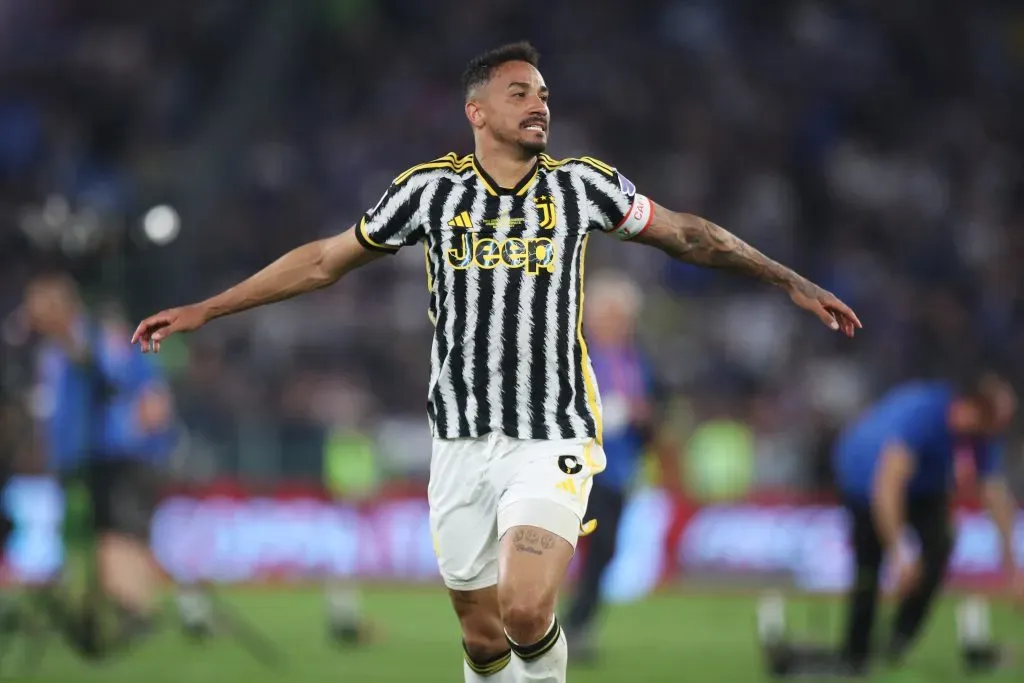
{"left": 787, "top": 281, "right": 862, "bottom": 337}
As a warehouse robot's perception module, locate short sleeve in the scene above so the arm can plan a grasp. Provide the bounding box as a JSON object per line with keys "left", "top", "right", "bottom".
{"left": 576, "top": 158, "right": 654, "bottom": 240}
{"left": 889, "top": 399, "right": 947, "bottom": 460}
{"left": 891, "top": 420, "right": 931, "bottom": 455}
{"left": 355, "top": 172, "right": 430, "bottom": 254}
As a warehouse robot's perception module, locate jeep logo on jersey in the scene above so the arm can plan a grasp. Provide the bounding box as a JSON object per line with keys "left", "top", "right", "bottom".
{"left": 446, "top": 234, "right": 556, "bottom": 274}
{"left": 557, "top": 455, "right": 583, "bottom": 475}
{"left": 534, "top": 195, "right": 557, "bottom": 230}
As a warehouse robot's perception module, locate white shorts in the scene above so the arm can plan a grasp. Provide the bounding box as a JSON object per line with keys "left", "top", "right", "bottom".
{"left": 428, "top": 431, "right": 606, "bottom": 591}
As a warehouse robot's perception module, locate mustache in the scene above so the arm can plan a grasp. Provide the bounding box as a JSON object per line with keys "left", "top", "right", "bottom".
{"left": 520, "top": 117, "right": 547, "bottom": 128}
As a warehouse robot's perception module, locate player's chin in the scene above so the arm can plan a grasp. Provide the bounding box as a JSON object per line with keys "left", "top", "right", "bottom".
{"left": 518, "top": 133, "right": 547, "bottom": 154}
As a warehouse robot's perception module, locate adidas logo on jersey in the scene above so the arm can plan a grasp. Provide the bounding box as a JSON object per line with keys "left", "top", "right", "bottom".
{"left": 447, "top": 211, "right": 474, "bottom": 229}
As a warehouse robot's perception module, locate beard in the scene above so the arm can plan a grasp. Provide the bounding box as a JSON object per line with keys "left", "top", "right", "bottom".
{"left": 494, "top": 125, "right": 547, "bottom": 155}
{"left": 518, "top": 136, "right": 547, "bottom": 154}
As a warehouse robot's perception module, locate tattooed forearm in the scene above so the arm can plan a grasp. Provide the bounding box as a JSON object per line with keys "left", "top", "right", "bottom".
{"left": 511, "top": 528, "right": 556, "bottom": 556}
{"left": 638, "top": 211, "right": 814, "bottom": 294}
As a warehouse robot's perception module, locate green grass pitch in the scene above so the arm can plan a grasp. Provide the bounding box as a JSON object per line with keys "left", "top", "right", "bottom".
{"left": 1, "top": 587, "right": 1020, "bottom": 682}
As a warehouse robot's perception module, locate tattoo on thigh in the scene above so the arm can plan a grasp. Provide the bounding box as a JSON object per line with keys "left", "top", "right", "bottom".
{"left": 512, "top": 528, "right": 556, "bottom": 556}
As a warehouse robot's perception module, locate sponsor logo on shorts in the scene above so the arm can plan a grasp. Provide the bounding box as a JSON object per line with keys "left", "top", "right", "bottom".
{"left": 557, "top": 455, "right": 583, "bottom": 475}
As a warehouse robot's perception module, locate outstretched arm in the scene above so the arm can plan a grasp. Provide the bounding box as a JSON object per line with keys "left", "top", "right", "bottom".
{"left": 133, "top": 165, "right": 434, "bottom": 352}
{"left": 132, "top": 228, "right": 379, "bottom": 351}
{"left": 632, "top": 202, "right": 861, "bottom": 335}
{"left": 198, "top": 228, "right": 376, "bottom": 320}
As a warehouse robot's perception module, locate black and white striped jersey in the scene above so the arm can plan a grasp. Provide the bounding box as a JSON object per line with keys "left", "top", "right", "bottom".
{"left": 355, "top": 152, "right": 654, "bottom": 442}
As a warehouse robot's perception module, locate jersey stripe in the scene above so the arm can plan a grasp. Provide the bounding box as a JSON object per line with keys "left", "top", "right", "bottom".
{"left": 461, "top": 188, "right": 489, "bottom": 433}
{"left": 498, "top": 194, "right": 526, "bottom": 436}
{"left": 576, "top": 233, "right": 603, "bottom": 442}
{"left": 568, "top": 172, "right": 595, "bottom": 437}
{"left": 446, "top": 187, "right": 478, "bottom": 437}
{"left": 468, "top": 197, "right": 496, "bottom": 434}
{"left": 430, "top": 180, "right": 469, "bottom": 437}
{"left": 530, "top": 172, "right": 558, "bottom": 439}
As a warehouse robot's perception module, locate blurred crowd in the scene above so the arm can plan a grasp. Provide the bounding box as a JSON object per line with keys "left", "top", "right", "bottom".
{"left": 1, "top": 0, "right": 1023, "bottom": 495}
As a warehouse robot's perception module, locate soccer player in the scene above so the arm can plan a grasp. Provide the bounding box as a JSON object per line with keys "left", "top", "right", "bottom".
{"left": 561, "top": 271, "right": 666, "bottom": 663}
{"left": 131, "top": 41, "right": 860, "bottom": 683}
{"left": 832, "top": 373, "right": 1022, "bottom": 674}
{"left": 24, "top": 271, "right": 176, "bottom": 656}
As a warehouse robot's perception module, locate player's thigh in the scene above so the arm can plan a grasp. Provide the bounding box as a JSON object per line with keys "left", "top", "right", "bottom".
{"left": 83, "top": 459, "right": 117, "bottom": 539}
{"left": 907, "top": 494, "right": 954, "bottom": 565}
{"left": 103, "top": 459, "right": 161, "bottom": 543}
{"left": 428, "top": 437, "right": 500, "bottom": 591}
{"left": 496, "top": 439, "right": 605, "bottom": 608}
{"left": 497, "top": 438, "right": 605, "bottom": 547}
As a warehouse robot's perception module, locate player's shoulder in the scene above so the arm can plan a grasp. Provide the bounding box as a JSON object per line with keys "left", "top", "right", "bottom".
{"left": 538, "top": 153, "right": 618, "bottom": 178}
{"left": 391, "top": 152, "right": 473, "bottom": 186}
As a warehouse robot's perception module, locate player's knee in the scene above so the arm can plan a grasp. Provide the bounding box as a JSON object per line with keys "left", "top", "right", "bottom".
{"left": 463, "top": 631, "right": 509, "bottom": 662}
{"left": 450, "top": 589, "right": 506, "bottom": 657}
{"left": 500, "top": 597, "right": 552, "bottom": 645}
{"left": 459, "top": 613, "right": 505, "bottom": 646}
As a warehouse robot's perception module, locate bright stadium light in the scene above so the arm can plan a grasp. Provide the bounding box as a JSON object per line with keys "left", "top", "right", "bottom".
{"left": 142, "top": 204, "right": 181, "bottom": 246}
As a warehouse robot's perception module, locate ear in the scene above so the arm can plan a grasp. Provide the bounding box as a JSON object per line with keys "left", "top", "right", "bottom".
{"left": 465, "top": 99, "right": 485, "bottom": 130}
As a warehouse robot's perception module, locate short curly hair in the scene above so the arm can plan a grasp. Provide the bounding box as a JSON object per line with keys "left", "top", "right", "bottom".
{"left": 460, "top": 41, "right": 541, "bottom": 99}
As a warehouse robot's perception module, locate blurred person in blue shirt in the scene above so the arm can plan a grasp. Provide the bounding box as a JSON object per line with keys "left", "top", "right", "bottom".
{"left": 832, "top": 373, "right": 1020, "bottom": 674}
{"left": 24, "top": 270, "right": 177, "bottom": 656}
{"left": 562, "top": 271, "right": 666, "bottom": 663}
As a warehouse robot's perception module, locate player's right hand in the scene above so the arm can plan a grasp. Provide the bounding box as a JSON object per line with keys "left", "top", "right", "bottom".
{"left": 132, "top": 304, "right": 208, "bottom": 353}
{"left": 787, "top": 281, "right": 862, "bottom": 337}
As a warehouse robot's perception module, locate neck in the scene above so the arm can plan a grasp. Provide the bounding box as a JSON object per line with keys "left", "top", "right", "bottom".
{"left": 474, "top": 137, "right": 538, "bottom": 190}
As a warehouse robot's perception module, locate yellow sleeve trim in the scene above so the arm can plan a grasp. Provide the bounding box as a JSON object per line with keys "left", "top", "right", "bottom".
{"left": 356, "top": 216, "right": 398, "bottom": 252}
{"left": 538, "top": 153, "right": 615, "bottom": 176}
{"left": 393, "top": 152, "right": 473, "bottom": 186}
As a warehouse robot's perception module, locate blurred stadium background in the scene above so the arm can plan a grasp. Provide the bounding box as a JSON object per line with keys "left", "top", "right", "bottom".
{"left": 1, "top": 0, "right": 1023, "bottom": 681}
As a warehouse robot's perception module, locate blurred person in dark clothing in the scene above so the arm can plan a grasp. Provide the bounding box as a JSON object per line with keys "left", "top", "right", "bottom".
{"left": 561, "top": 271, "right": 671, "bottom": 664}
{"left": 832, "top": 373, "right": 1021, "bottom": 675}
{"left": 23, "top": 271, "right": 177, "bottom": 656}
